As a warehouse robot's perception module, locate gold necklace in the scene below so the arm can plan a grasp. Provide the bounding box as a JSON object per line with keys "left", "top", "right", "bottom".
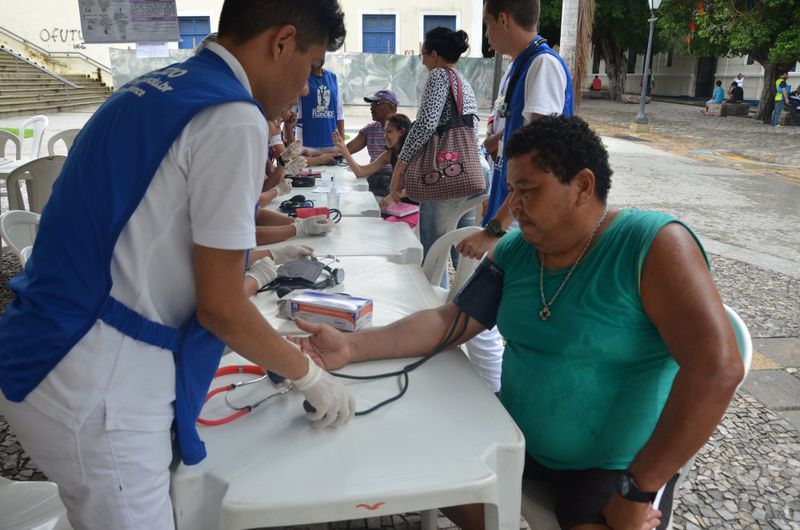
{"left": 538, "top": 206, "right": 609, "bottom": 320}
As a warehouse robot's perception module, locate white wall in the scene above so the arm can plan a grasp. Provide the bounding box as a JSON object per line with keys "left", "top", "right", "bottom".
{"left": 340, "top": 0, "right": 482, "bottom": 57}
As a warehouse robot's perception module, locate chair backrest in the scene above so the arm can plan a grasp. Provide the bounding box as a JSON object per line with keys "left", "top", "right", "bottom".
{"left": 19, "top": 114, "right": 49, "bottom": 158}
{"left": 19, "top": 245, "right": 33, "bottom": 266}
{"left": 6, "top": 156, "right": 66, "bottom": 213}
{"left": 422, "top": 226, "right": 482, "bottom": 301}
{"left": 0, "top": 130, "right": 21, "bottom": 160}
{"left": 520, "top": 304, "right": 754, "bottom": 530}
{"left": 445, "top": 195, "right": 485, "bottom": 234}
{"left": 0, "top": 210, "right": 40, "bottom": 259}
{"left": 47, "top": 128, "right": 81, "bottom": 156}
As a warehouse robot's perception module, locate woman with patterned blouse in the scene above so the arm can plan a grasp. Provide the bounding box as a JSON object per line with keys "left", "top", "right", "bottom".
{"left": 382, "top": 27, "right": 487, "bottom": 263}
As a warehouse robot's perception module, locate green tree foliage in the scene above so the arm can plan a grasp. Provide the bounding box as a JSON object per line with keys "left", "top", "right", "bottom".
{"left": 658, "top": 0, "right": 800, "bottom": 120}
{"left": 539, "top": 0, "right": 658, "bottom": 101}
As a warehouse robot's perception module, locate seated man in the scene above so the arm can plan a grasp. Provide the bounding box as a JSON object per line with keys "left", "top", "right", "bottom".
{"left": 590, "top": 75, "right": 602, "bottom": 92}
{"left": 291, "top": 116, "right": 743, "bottom": 530}
{"left": 726, "top": 81, "right": 744, "bottom": 103}
{"left": 704, "top": 80, "right": 725, "bottom": 114}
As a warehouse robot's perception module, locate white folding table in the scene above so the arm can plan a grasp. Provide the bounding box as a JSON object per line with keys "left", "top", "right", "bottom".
{"left": 250, "top": 256, "right": 441, "bottom": 335}
{"left": 259, "top": 217, "right": 422, "bottom": 266}
{"left": 171, "top": 349, "right": 525, "bottom": 530}
{"left": 268, "top": 188, "right": 380, "bottom": 218}
{"left": 306, "top": 163, "right": 370, "bottom": 192}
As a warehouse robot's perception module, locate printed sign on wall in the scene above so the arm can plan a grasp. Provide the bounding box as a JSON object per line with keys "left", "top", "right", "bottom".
{"left": 78, "top": 0, "right": 179, "bottom": 44}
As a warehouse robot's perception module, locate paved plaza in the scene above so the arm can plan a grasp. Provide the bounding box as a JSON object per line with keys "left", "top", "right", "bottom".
{"left": 1, "top": 99, "right": 798, "bottom": 529}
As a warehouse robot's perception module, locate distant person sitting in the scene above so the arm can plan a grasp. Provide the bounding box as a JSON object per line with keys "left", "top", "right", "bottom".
{"left": 590, "top": 75, "right": 602, "bottom": 92}
{"left": 727, "top": 81, "right": 744, "bottom": 103}
{"left": 704, "top": 80, "right": 725, "bottom": 115}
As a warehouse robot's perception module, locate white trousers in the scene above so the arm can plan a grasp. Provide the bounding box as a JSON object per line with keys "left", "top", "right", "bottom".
{"left": 0, "top": 395, "right": 174, "bottom": 530}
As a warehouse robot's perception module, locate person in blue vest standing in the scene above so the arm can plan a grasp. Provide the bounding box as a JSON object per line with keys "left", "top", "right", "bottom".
{"left": 0, "top": 2, "right": 352, "bottom": 529}
{"left": 297, "top": 63, "right": 345, "bottom": 149}
{"left": 457, "top": 0, "right": 574, "bottom": 259}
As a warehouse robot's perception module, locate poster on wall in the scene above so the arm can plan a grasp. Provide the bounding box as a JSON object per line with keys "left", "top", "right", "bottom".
{"left": 78, "top": 0, "right": 179, "bottom": 44}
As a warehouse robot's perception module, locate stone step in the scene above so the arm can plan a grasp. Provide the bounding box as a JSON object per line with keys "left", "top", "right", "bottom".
{"left": 0, "top": 99, "right": 103, "bottom": 118}
{"left": 0, "top": 86, "right": 108, "bottom": 96}
{"left": 0, "top": 93, "right": 104, "bottom": 106}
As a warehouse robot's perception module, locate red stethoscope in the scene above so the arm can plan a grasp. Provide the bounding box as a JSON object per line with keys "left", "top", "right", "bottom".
{"left": 197, "top": 365, "right": 293, "bottom": 426}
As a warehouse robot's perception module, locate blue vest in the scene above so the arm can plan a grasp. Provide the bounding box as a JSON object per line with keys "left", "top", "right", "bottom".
{"left": 300, "top": 70, "right": 339, "bottom": 148}
{"left": 0, "top": 49, "right": 263, "bottom": 465}
{"left": 482, "top": 38, "right": 574, "bottom": 225}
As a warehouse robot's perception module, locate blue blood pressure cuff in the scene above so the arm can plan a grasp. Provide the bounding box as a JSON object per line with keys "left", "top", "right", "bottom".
{"left": 452, "top": 258, "right": 504, "bottom": 329}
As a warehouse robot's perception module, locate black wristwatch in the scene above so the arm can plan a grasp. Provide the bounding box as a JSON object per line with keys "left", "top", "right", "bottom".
{"left": 615, "top": 471, "right": 657, "bottom": 503}
{"left": 484, "top": 219, "right": 506, "bottom": 238}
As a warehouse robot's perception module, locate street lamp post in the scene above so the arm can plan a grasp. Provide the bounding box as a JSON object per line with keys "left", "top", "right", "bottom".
{"left": 634, "top": 0, "right": 662, "bottom": 125}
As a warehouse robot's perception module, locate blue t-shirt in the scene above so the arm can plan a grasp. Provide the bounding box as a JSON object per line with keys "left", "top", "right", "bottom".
{"left": 299, "top": 70, "right": 340, "bottom": 148}
{"left": 712, "top": 86, "right": 725, "bottom": 103}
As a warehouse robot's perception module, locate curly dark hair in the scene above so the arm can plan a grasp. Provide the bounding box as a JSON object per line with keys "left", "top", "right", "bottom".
{"left": 505, "top": 115, "right": 612, "bottom": 202}
{"left": 219, "top": 0, "right": 346, "bottom": 52}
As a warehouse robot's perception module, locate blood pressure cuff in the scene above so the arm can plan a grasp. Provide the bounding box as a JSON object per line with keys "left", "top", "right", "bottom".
{"left": 452, "top": 257, "right": 504, "bottom": 330}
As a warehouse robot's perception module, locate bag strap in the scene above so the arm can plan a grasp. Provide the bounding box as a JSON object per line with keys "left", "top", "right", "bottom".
{"left": 501, "top": 37, "right": 547, "bottom": 117}
{"left": 445, "top": 68, "right": 464, "bottom": 114}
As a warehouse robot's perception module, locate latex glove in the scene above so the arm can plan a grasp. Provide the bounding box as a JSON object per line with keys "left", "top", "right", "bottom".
{"left": 293, "top": 215, "right": 332, "bottom": 237}
{"left": 276, "top": 177, "right": 293, "bottom": 196}
{"left": 284, "top": 155, "right": 307, "bottom": 176}
{"left": 270, "top": 244, "right": 315, "bottom": 264}
{"left": 281, "top": 141, "right": 303, "bottom": 162}
{"left": 292, "top": 355, "right": 354, "bottom": 428}
{"left": 245, "top": 256, "right": 278, "bottom": 290}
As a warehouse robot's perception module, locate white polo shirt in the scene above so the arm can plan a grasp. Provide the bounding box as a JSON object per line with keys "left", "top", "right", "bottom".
{"left": 523, "top": 54, "right": 568, "bottom": 122}
{"left": 25, "top": 42, "right": 268, "bottom": 433}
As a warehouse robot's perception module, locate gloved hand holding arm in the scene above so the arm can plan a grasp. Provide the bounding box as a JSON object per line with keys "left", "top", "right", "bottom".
{"left": 284, "top": 155, "right": 307, "bottom": 176}
{"left": 293, "top": 215, "right": 332, "bottom": 237}
{"left": 270, "top": 244, "right": 315, "bottom": 264}
{"left": 244, "top": 256, "right": 278, "bottom": 290}
{"left": 281, "top": 141, "right": 303, "bottom": 163}
{"left": 292, "top": 354, "right": 355, "bottom": 428}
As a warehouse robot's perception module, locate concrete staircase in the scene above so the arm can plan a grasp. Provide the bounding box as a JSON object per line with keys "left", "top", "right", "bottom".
{"left": 0, "top": 49, "right": 111, "bottom": 118}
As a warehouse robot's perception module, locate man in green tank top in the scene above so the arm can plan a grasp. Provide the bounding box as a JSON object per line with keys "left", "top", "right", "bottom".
{"left": 291, "top": 116, "right": 744, "bottom": 530}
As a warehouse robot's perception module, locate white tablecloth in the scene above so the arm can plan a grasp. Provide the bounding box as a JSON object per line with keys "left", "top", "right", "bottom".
{"left": 259, "top": 217, "right": 422, "bottom": 265}
{"left": 268, "top": 189, "right": 380, "bottom": 217}
{"left": 306, "top": 163, "right": 370, "bottom": 192}
{"left": 171, "top": 349, "right": 524, "bottom": 530}
{"left": 250, "top": 256, "right": 441, "bottom": 335}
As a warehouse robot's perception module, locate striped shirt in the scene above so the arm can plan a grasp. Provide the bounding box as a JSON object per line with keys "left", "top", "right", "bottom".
{"left": 359, "top": 121, "right": 392, "bottom": 172}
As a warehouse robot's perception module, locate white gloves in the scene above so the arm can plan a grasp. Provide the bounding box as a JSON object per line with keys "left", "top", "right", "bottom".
{"left": 270, "top": 244, "right": 314, "bottom": 264}
{"left": 245, "top": 256, "right": 278, "bottom": 290}
{"left": 276, "top": 177, "right": 293, "bottom": 196}
{"left": 281, "top": 141, "right": 303, "bottom": 162}
{"left": 293, "top": 215, "right": 332, "bottom": 237}
{"left": 284, "top": 155, "right": 307, "bottom": 176}
{"left": 292, "top": 355, "right": 354, "bottom": 428}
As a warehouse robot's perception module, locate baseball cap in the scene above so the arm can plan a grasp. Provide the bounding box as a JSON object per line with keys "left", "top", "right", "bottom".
{"left": 364, "top": 90, "right": 399, "bottom": 108}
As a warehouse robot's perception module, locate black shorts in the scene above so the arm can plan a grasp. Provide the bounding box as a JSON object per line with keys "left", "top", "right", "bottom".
{"left": 523, "top": 453, "right": 678, "bottom": 529}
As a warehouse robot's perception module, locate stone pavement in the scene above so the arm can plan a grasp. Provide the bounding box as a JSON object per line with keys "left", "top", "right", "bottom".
{"left": 1, "top": 101, "right": 799, "bottom": 529}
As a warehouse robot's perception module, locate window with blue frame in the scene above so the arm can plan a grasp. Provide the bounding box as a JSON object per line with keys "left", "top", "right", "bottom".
{"left": 423, "top": 15, "right": 457, "bottom": 36}
{"left": 178, "top": 16, "right": 211, "bottom": 50}
{"left": 362, "top": 15, "right": 396, "bottom": 54}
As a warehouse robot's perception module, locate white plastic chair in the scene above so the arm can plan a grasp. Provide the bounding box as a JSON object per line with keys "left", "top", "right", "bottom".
{"left": 19, "top": 115, "right": 49, "bottom": 159}
{"left": 422, "top": 226, "right": 482, "bottom": 303}
{"left": 0, "top": 476, "right": 72, "bottom": 530}
{"left": 6, "top": 156, "right": 65, "bottom": 213}
{"left": 0, "top": 130, "right": 21, "bottom": 160}
{"left": 0, "top": 210, "right": 40, "bottom": 265}
{"left": 520, "top": 304, "right": 753, "bottom": 530}
{"left": 445, "top": 195, "right": 485, "bottom": 234}
{"left": 47, "top": 129, "right": 81, "bottom": 156}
